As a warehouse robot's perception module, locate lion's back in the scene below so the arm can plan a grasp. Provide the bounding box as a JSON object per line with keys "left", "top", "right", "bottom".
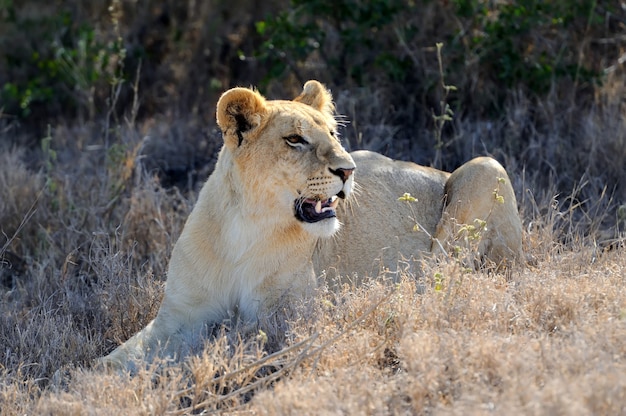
{"left": 314, "top": 150, "right": 449, "bottom": 282}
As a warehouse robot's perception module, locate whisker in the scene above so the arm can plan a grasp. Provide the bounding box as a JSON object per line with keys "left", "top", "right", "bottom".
{"left": 334, "top": 114, "right": 350, "bottom": 128}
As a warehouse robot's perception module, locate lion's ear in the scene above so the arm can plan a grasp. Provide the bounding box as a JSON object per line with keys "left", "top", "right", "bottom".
{"left": 294, "top": 80, "right": 335, "bottom": 117}
{"left": 216, "top": 87, "right": 268, "bottom": 148}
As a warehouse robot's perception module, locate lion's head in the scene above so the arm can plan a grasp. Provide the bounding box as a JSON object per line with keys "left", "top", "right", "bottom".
{"left": 215, "top": 80, "right": 356, "bottom": 238}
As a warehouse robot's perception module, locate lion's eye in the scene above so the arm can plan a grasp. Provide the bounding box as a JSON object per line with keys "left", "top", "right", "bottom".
{"left": 284, "top": 135, "right": 309, "bottom": 148}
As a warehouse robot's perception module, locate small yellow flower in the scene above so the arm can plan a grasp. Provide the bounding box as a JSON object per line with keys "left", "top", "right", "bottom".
{"left": 257, "top": 329, "right": 268, "bottom": 344}
{"left": 398, "top": 192, "right": 417, "bottom": 202}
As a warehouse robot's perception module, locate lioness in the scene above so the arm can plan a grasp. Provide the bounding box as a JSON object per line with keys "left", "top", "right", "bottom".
{"left": 101, "top": 80, "right": 522, "bottom": 369}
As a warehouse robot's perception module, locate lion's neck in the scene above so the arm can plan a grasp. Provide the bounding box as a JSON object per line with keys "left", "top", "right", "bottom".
{"left": 167, "top": 154, "right": 316, "bottom": 323}
{"left": 187, "top": 150, "right": 316, "bottom": 272}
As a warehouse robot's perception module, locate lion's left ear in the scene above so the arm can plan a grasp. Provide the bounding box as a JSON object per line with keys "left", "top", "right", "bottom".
{"left": 294, "top": 80, "right": 335, "bottom": 118}
{"left": 216, "top": 87, "right": 268, "bottom": 148}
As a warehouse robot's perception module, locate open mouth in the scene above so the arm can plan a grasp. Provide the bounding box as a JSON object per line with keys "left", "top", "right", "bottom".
{"left": 295, "top": 195, "right": 341, "bottom": 223}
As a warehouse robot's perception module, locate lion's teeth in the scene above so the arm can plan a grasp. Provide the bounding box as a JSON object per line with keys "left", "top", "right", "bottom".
{"left": 330, "top": 196, "right": 339, "bottom": 209}
{"left": 315, "top": 200, "right": 322, "bottom": 214}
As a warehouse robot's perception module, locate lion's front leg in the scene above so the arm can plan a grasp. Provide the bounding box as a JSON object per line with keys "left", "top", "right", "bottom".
{"left": 98, "top": 304, "right": 191, "bottom": 371}
{"left": 99, "top": 283, "right": 221, "bottom": 370}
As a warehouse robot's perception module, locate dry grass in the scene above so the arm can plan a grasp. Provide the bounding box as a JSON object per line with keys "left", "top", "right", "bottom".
{"left": 1, "top": 238, "right": 624, "bottom": 414}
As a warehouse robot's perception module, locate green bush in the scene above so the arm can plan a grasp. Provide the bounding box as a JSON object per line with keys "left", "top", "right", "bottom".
{"left": 255, "top": 0, "right": 608, "bottom": 111}
{"left": 1, "top": 0, "right": 617, "bottom": 126}
{"left": 255, "top": 0, "right": 409, "bottom": 86}
{"left": 451, "top": 0, "right": 604, "bottom": 97}
{"left": 0, "top": 2, "right": 123, "bottom": 121}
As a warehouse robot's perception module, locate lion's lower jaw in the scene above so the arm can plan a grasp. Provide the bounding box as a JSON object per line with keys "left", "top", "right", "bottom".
{"left": 301, "top": 217, "right": 340, "bottom": 238}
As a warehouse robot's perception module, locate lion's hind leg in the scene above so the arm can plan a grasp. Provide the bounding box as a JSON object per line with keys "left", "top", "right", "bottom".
{"left": 432, "top": 157, "right": 523, "bottom": 269}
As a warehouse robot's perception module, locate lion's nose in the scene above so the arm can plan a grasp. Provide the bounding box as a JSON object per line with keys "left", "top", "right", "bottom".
{"left": 329, "top": 167, "right": 355, "bottom": 183}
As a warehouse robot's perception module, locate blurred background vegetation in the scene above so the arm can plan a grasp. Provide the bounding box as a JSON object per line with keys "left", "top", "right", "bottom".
{"left": 1, "top": 0, "right": 625, "bottom": 235}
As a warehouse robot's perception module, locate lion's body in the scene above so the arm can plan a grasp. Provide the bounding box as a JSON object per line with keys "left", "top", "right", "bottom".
{"left": 101, "top": 81, "right": 523, "bottom": 369}
{"left": 314, "top": 150, "right": 450, "bottom": 281}
{"left": 316, "top": 151, "right": 523, "bottom": 281}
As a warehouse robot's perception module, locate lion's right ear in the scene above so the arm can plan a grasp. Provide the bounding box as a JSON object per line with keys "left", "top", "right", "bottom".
{"left": 216, "top": 87, "right": 268, "bottom": 149}
{"left": 294, "top": 80, "right": 335, "bottom": 118}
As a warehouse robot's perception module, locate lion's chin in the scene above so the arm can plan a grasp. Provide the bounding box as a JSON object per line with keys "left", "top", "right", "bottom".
{"left": 301, "top": 216, "right": 340, "bottom": 238}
